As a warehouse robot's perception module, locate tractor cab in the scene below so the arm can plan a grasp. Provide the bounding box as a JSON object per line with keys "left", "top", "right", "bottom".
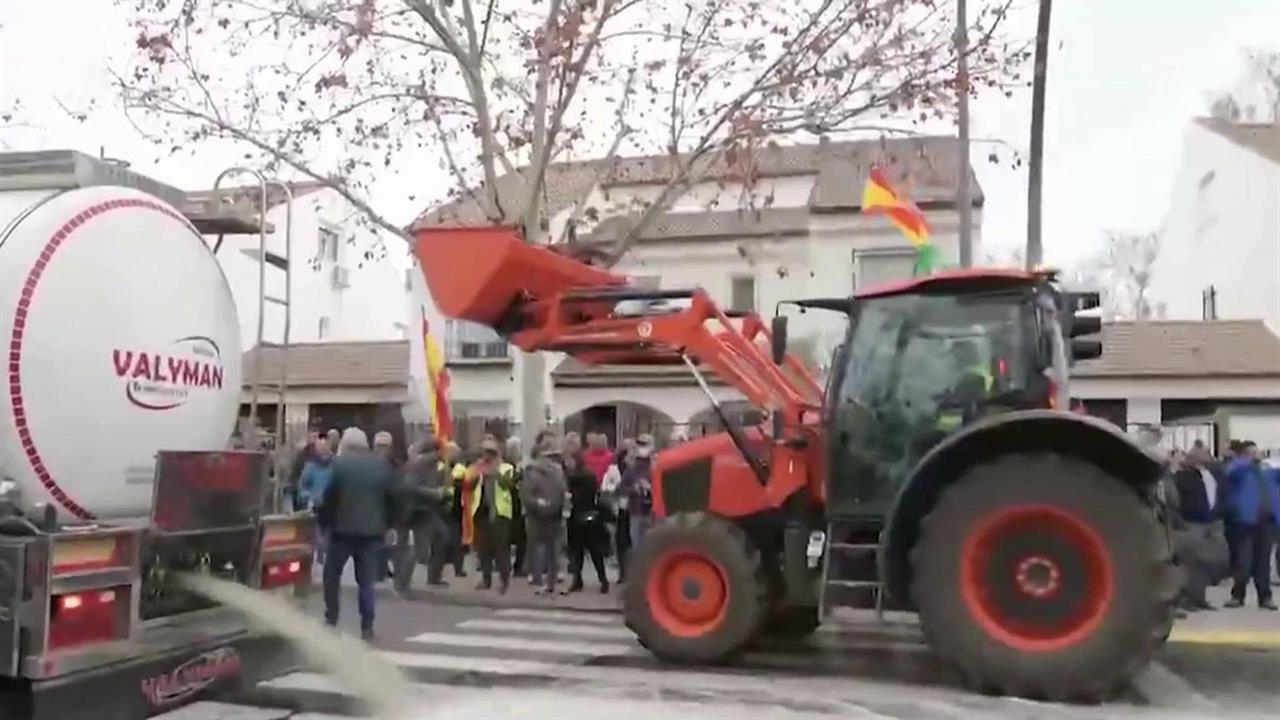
{"left": 822, "top": 269, "right": 1089, "bottom": 516}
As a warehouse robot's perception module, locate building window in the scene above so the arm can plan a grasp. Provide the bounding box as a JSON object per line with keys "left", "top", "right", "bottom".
{"left": 1201, "top": 285, "right": 1218, "bottom": 320}
{"left": 854, "top": 248, "right": 917, "bottom": 289}
{"left": 318, "top": 316, "right": 332, "bottom": 339}
{"left": 730, "top": 275, "right": 756, "bottom": 313}
{"left": 446, "top": 319, "right": 508, "bottom": 360}
{"left": 318, "top": 225, "right": 340, "bottom": 263}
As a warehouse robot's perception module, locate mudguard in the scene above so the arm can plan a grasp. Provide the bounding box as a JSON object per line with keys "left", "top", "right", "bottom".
{"left": 879, "top": 409, "right": 1162, "bottom": 608}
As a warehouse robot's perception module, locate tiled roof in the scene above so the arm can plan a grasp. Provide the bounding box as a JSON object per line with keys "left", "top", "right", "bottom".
{"left": 241, "top": 340, "right": 409, "bottom": 388}
{"left": 584, "top": 206, "right": 810, "bottom": 243}
{"left": 1073, "top": 320, "right": 1280, "bottom": 377}
{"left": 412, "top": 137, "right": 982, "bottom": 233}
{"left": 1195, "top": 117, "right": 1280, "bottom": 165}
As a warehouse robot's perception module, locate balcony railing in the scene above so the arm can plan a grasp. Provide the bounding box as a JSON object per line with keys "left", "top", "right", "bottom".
{"left": 445, "top": 320, "right": 510, "bottom": 361}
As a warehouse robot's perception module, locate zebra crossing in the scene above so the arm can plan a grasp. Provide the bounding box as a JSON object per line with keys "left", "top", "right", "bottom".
{"left": 159, "top": 606, "right": 1211, "bottom": 720}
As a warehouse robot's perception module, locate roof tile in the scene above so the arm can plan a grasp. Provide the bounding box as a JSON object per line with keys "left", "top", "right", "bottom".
{"left": 1073, "top": 320, "right": 1280, "bottom": 377}
{"left": 241, "top": 340, "right": 409, "bottom": 388}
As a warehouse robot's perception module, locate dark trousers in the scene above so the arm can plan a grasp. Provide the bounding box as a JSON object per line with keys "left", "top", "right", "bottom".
{"left": 323, "top": 533, "right": 382, "bottom": 632}
{"left": 394, "top": 512, "right": 450, "bottom": 591}
{"left": 615, "top": 508, "right": 631, "bottom": 581}
{"left": 447, "top": 514, "right": 468, "bottom": 576}
{"left": 569, "top": 533, "right": 608, "bottom": 586}
{"left": 527, "top": 516, "right": 563, "bottom": 591}
{"left": 1230, "top": 522, "right": 1276, "bottom": 603}
{"left": 474, "top": 513, "right": 512, "bottom": 586}
{"left": 511, "top": 495, "right": 528, "bottom": 575}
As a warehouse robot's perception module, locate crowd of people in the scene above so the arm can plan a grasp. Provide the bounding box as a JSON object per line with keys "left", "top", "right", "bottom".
{"left": 286, "top": 425, "right": 658, "bottom": 640}
{"left": 1160, "top": 439, "right": 1280, "bottom": 615}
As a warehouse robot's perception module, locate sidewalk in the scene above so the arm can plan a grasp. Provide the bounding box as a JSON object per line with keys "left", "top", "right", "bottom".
{"left": 1166, "top": 584, "right": 1280, "bottom": 648}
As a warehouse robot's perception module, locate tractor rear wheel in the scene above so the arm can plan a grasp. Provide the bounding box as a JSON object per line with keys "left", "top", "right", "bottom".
{"left": 911, "top": 453, "right": 1177, "bottom": 703}
{"left": 624, "top": 512, "right": 768, "bottom": 663}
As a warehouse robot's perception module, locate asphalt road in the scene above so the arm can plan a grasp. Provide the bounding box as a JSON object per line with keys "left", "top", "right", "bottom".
{"left": 152, "top": 583, "right": 1279, "bottom": 720}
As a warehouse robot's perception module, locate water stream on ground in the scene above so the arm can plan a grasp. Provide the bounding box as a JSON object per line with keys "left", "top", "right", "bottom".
{"left": 177, "top": 573, "right": 413, "bottom": 717}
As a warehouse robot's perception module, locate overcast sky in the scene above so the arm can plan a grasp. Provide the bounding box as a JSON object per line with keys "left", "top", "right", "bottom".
{"left": 2, "top": 0, "right": 1277, "bottom": 270}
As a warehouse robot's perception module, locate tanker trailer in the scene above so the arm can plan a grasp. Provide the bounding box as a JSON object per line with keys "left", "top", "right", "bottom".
{"left": 0, "top": 150, "right": 315, "bottom": 720}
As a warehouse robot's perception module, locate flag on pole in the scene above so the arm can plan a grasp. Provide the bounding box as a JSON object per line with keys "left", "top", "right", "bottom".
{"left": 861, "top": 166, "right": 938, "bottom": 274}
{"left": 421, "top": 311, "right": 453, "bottom": 443}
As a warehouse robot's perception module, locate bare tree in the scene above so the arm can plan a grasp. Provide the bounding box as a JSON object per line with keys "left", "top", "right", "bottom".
{"left": 117, "top": 0, "right": 1026, "bottom": 449}
{"left": 118, "top": 0, "right": 1026, "bottom": 254}
{"left": 1072, "top": 231, "right": 1160, "bottom": 321}
{"left": 1207, "top": 48, "right": 1280, "bottom": 123}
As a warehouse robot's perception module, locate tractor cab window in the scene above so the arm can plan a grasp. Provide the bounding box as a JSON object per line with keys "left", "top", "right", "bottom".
{"left": 827, "top": 291, "right": 1033, "bottom": 514}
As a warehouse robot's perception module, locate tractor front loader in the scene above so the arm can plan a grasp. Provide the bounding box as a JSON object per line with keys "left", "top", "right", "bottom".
{"left": 413, "top": 226, "right": 1177, "bottom": 703}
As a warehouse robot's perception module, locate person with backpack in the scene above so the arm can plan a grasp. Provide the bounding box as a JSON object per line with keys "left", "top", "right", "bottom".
{"left": 566, "top": 451, "right": 611, "bottom": 593}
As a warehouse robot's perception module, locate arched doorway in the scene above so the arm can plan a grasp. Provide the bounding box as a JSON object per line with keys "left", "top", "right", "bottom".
{"left": 562, "top": 401, "right": 678, "bottom": 448}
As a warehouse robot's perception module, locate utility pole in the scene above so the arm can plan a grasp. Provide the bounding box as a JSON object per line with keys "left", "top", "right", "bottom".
{"left": 1026, "top": 0, "right": 1053, "bottom": 269}
{"left": 956, "top": 0, "right": 973, "bottom": 267}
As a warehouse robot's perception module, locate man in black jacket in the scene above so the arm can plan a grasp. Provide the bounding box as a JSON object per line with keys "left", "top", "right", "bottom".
{"left": 394, "top": 438, "right": 452, "bottom": 594}
{"left": 1171, "top": 447, "right": 1230, "bottom": 609}
{"left": 319, "top": 427, "right": 397, "bottom": 641}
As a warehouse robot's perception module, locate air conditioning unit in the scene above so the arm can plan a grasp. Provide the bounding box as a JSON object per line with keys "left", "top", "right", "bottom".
{"left": 331, "top": 266, "right": 351, "bottom": 289}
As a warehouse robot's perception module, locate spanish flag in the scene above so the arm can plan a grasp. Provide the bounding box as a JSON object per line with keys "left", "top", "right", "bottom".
{"left": 861, "top": 166, "right": 931, "bottom": 247}
{"left": 422, "top": 312, "right": 453, "bottom": 443}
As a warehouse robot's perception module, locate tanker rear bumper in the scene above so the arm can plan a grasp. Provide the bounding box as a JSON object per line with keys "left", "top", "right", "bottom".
{"left": 3, "top": 606, "right": 304, "bottom": 720}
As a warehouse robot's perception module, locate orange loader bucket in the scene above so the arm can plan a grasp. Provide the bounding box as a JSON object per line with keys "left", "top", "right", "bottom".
{"left": 413, "top": 225, "right": 624, "bottom": 326}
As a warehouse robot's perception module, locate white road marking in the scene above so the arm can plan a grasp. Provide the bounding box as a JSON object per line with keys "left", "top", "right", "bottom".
{"left": 459, "top": 617, "right": 636, "bottom": 639}
{"left": 493, "top": 607, "right": 621, "bottom": 624}
{"left": 407, "top": 630, "right": 641, "bottom": 656}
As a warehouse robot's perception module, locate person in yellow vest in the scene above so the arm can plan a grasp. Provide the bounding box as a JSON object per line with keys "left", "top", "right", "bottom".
{"left": 936, "top": 339, "right": 994, "bottom": 432}
{"left": 465, "top": 437, "right": 517, "bottom": 593}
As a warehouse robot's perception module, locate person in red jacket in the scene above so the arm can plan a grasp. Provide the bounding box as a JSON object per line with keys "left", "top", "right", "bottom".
{"left": 581, "top": 432, "right": 614, "bottom": 489}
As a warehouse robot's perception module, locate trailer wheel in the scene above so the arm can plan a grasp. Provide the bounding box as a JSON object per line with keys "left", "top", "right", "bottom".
{"left": 911, "top": 454, "right": 1177, "bottom": 703}
{"left": 624, "top": 512, "right": 767, "bottom": 663}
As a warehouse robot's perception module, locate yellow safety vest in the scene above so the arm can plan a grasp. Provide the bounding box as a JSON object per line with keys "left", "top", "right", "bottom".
{"left": 937, "top": 365, "right": 994, "bottom": 431}
{"left": 466, "top": 462, "right": 515, "bottom": 519}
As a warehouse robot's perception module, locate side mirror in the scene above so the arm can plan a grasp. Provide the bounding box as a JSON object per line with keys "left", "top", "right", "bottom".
{"left": 770, "top": 315, "right": 788, "bottom": 365}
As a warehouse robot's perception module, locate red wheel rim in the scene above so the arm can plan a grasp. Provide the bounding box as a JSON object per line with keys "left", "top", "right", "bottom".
{"left": 959, "top": 504, "right": 1114, "bottom": 652}
{"left": 645, "top": 547, "right": 729, "bottom": 638}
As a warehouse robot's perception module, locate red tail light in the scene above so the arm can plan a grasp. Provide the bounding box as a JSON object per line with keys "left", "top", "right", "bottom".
{"left": 49, "top": 587, "right": 124, "bottom": 650}
{"left": 261, "top": 558, "right": 308, "bottom": 589}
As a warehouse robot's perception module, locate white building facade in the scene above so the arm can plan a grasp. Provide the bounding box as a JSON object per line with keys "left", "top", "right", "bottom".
{"left": 414, "top": 138, "right": 983, "bottom": 446}
{"left": 1148, "top": 118, "right": 1280, "bottom": 333}
{"left": 193, "top": 183, "right": 411, "bottom": 350}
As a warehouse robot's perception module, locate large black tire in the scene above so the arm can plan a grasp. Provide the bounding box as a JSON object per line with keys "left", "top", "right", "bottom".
{"left": 761, "top": 605, "right": 821, "bottom": 639}
{"left": 624, "top": 512, "right": 768, "bottom": 663}
{"left": 911, "top": 454, "right": 1177, "bottom": 703}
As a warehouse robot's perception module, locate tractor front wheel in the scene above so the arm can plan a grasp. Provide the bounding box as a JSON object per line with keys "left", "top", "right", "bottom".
{"left": 624, "top": 512, "right": 768, "bottom": 663}
{"left": 911, "top": 454, "right": 1177, "bottom": 703}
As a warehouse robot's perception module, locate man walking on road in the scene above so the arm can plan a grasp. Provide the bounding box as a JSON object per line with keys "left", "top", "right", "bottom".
{"left": 318, "top": 427, "right": 398, "bottom": 640}
{"left": 466, "top": 438, "right": 516, "bottom": 593}
{"left": 522, "top": 439, "right": 569, "bottom": 595}
{"left": 1223, "top": 441, "right": 1279, "bottom": 610}
{"left": 394, "top": 438, "right": 452, "bottom": 594}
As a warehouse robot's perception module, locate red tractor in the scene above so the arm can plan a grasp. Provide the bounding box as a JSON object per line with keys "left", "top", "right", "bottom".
{"left": 415, "top": 227, "right": 1176, "bottom": 703}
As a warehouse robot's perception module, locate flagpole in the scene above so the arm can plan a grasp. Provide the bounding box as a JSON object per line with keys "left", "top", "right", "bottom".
{"left": 1026, "top": 0, "right": 1053, "bottom": 269}
{"left": 956, "top": 0, "right": 973, "bottom": 267}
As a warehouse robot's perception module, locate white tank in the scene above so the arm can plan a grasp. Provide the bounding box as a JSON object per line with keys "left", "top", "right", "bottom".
{"left": 0, "top": 185, "right": 242, "bottom": 520}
